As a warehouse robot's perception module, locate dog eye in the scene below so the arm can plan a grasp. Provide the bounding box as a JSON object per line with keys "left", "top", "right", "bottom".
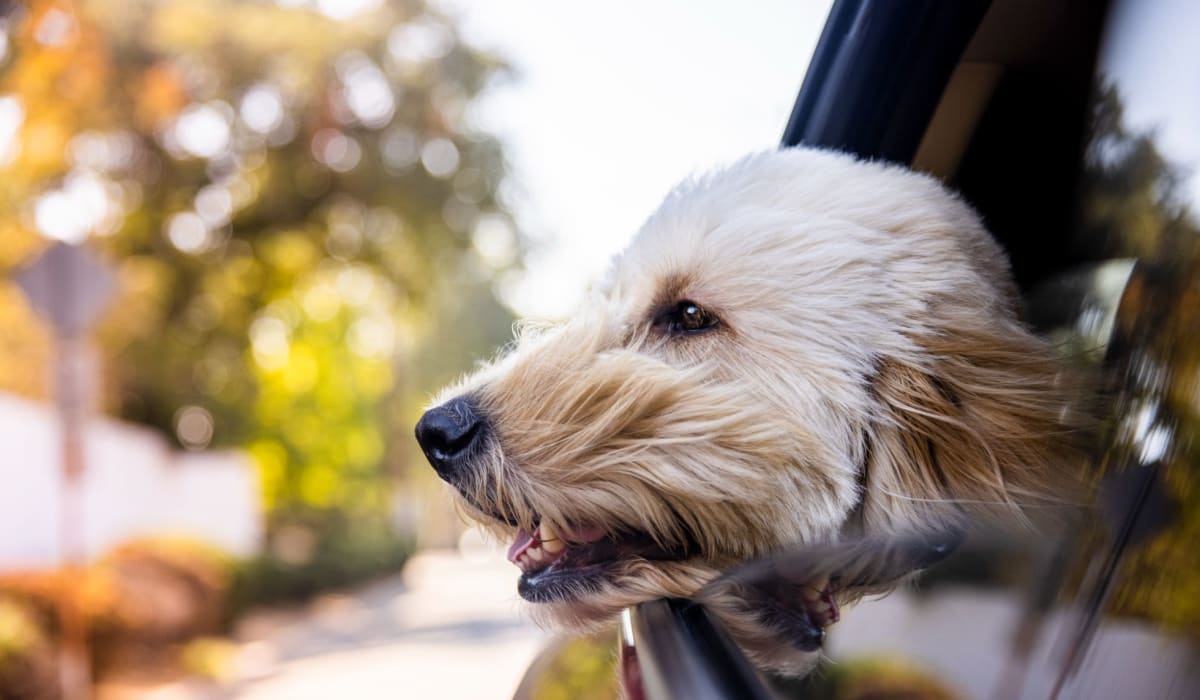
{"left": 661, "top": 300, "right": 719, "bottom": 335}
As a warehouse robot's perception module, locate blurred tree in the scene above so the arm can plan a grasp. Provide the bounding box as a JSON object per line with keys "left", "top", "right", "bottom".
{"left": 0, "top": 0, "right": 520, "bottom": 551}
{"left": 1076, "top": 82, "right": 1200, "bottom": 266}
{"left": 1074, "top": 82, "right": 1200, "bottom": 633}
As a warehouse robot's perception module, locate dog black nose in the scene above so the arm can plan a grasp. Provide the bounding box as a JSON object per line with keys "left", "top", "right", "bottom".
{"left": 415, "top": 397, "right": 485, "bottom": 480}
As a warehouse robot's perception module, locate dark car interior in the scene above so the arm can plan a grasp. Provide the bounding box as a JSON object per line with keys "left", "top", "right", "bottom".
{"left": 786, "top": 0, "right": 1112, "bottom": 291}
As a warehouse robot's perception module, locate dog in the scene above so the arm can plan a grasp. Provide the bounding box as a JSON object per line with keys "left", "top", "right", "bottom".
{"left": 415, "top": 147, "right": 1083, "bottom": 673}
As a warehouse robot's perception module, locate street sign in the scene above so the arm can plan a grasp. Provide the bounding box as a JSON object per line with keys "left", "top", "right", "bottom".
{"left": 15, "top": 242, "right": 117, "bottom": 337}
{"left": 12, "top": 241, "right": 117, "bottom": 700}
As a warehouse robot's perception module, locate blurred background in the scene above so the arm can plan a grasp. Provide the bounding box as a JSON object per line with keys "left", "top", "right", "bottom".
{"left": 0, "top": 1, "right": 830, "bottom": 697}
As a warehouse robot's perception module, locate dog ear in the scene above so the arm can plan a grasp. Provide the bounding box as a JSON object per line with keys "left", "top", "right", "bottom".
{"left": 860, "top": 311, "right": 1086, "bottom": 534}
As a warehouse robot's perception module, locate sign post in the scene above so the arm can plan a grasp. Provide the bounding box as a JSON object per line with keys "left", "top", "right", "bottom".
{"left": 15, "top": 242, "right": 117, "bottom": 700}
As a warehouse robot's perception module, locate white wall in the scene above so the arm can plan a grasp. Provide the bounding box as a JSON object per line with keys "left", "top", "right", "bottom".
{"left": 0, "top": 392, "right": 262, "bottom": 570}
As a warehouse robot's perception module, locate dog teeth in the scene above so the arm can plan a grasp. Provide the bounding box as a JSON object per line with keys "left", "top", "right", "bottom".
{"left": 518, "top": 543, "right": 552, "bottom": 572}
{"left": 801, "top": 576, "right": 829, "bottom": 603}
{"left": 513, "top": 522, "right": 574, "bottom": 573}
{"left": 540, "top": 522, "right": 565, "bottom": 553}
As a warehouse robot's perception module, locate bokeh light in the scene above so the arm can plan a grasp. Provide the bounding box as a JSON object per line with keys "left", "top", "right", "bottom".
{"left": 174, "top": 404, "right": 215, "bottom": 450}
{"left": 420, "top": 137, "right": 459, "bottom": 178}
{"left": 33, "top": 170, "right": 119, "bottom": 244}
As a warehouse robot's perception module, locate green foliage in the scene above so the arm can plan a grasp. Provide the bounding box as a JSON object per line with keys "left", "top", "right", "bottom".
{"left": 0, "top": 596, "right": 56, "bottom": 700}
{"left": 0, "top": 1, "right": 520, "bottom": 535}
{"left": 226, "top": 519, "right": 413, "bottom": 620}
{"left": 1073, "top": 82, "right": 1200, "bottom": 633}
{"left": 0, "top": 597, "right": 44, "bottom": 665}
{"left": 1076, "top": 82, "right": 1200, "bottom": 266}
{"left": 522, "top": 632, "right": 620, "bottom": 700}
{"left": 179, "top": 636, "right": 238, "bottom": 682}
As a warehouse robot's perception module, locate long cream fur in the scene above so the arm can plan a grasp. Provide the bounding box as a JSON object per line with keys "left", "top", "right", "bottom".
{"left": 428, "top": 147, "right": 1085, "bottom": 673}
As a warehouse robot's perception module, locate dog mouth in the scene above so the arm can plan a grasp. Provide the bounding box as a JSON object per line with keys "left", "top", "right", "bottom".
{"left": 506, "top": 520, "right": 692, "bottom": 602}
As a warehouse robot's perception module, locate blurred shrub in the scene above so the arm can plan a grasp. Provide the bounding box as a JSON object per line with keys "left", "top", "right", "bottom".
{"left": 0, "top": 529, "right": 411, "bottom": 692}
{"left": 0, "top": 596, "right": 58, "bottom": 700}
{"left": 90, "top": 538, "right": 232, "bottom": 671}
{"left": 178, "top": 636, "right": 238, "bottom": 682}
{"left": 227, "top": 517, "right": 412, "bottom": 618}
{"left": 515, "top": 632, "right": 619, "bottom": 700}
{"left": 0, "top": 538, "right": 230, "bottom": 674}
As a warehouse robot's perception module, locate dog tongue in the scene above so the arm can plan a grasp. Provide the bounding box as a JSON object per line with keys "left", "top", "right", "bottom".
{"left": 507, "top": 528, "right": 536, "bottom": 563}
{"left": 506, "top": 525, "right": 609, "bottom": 565}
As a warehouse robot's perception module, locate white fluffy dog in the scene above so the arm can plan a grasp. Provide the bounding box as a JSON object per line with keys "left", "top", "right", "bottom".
{"left": 416, "top": 147, "right": 1082, "bottom": 672}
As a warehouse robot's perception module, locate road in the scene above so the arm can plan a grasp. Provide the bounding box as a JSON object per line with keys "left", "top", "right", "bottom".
{"left": 103, "top": 547, "right": 549, "bottom": 700}
{"left": 233, "top": 548, "right": 548, "bottom": 699}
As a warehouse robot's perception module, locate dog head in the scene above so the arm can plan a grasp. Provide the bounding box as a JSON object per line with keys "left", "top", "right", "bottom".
{"left": 415, "top": 148, "right": 1080, "bottom": 633}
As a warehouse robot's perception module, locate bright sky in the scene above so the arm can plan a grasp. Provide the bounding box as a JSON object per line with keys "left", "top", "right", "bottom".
{"left": 441, "top": 1, "right": 833, "bottom": 319}
{"left": 1101, "top": 0, "right": 1200, "bottom": 212}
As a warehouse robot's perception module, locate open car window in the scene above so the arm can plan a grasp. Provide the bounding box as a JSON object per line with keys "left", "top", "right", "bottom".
{"left": 605, "top": 1, "right": 1200, "bottom": 698}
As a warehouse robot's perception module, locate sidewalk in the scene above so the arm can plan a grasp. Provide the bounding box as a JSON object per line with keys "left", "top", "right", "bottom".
{"left": 235, "top": 547, "right": 547, "bottom": 699}
{"left": 236, "top": 548, "right": 547, "bottom": 699}
{"left": 103, "top": 546, "right": 549, "bottom": 700}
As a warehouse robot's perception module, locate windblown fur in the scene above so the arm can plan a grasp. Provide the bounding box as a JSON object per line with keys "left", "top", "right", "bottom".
{"left": 425, "top": 147, "right": 1085, "bottom": 673}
